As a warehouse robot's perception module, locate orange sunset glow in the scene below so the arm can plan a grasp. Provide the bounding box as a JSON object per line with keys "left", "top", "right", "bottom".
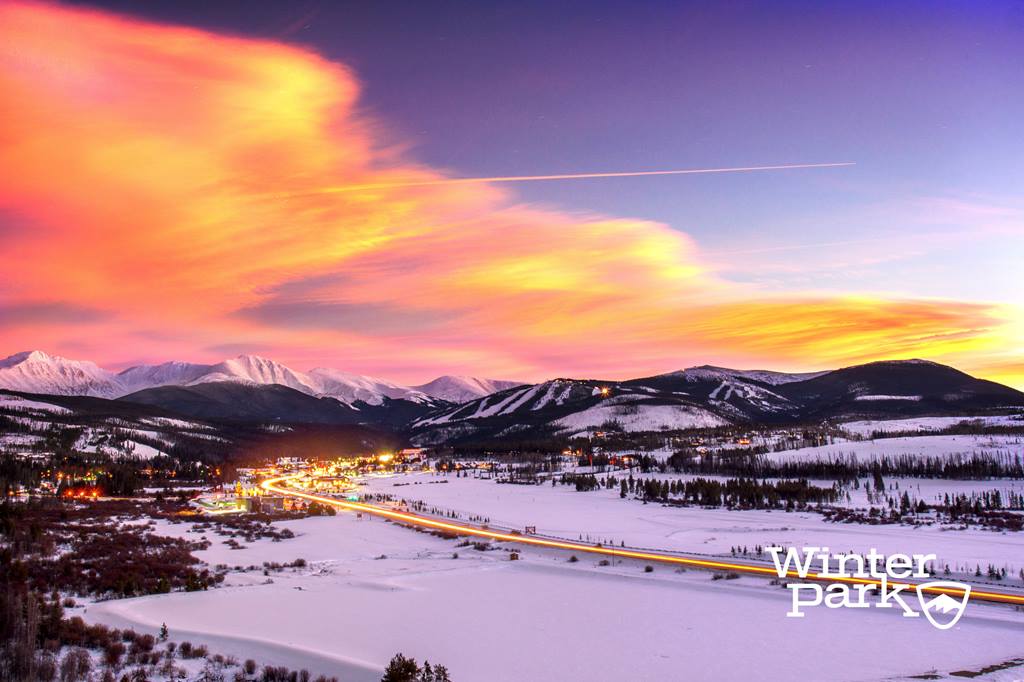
{"left": 0, "top": 1, "right": 1020, "bottom": 387}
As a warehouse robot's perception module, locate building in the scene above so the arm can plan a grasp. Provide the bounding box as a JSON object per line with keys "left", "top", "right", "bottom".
{"left": 253, "top": 496, "right": 285, "bottom": 513}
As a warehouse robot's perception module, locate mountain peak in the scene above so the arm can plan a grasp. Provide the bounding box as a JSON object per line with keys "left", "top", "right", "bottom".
{"left": 234, "top": 353, "right": 273, "bottom": 362}
{"left": 306, "top": 366, "right": 427, "bottom": 405}
{"left": 412, "top": 375, "right": 526, "bottom": 403}
{"left": 227, "top": 354, "right": 286, "bottom": 368}
{"left": 0, "top": 350, "right": 119, "bottom": 397}
{"left": 1, "top": 350, "right": 53, "bottom": 367}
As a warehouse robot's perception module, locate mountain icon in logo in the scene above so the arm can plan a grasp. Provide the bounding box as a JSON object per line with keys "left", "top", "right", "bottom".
{"left": 916, "top": 582, "right": 970, "bottom": 630}
{"left": 926, "top": 593, "right": 962, "bottom": 614}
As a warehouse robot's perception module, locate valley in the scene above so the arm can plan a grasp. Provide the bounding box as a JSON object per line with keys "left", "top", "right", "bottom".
{"left": 3, "top": 353, "right": 1024, "bottom": 681}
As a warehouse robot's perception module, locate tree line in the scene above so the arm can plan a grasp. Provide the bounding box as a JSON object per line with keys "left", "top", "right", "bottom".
{"left": 667, "top": 450, "right": 1024, "bottom": 480}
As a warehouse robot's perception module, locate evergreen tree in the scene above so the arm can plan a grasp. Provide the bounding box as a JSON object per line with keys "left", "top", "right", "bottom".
{"left": 382, "top": 654, "right": 420, "bottom": 682}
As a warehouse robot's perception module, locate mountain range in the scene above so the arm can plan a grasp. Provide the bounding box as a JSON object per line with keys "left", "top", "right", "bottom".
{"left": 2, "top": 351, "right": 1022, "bottom": 442}
{"left": 409, "top": 360, "right": 1024, "bottom": 444}
{"left": 0, "top": 350, "right": 522, "bottom": 406}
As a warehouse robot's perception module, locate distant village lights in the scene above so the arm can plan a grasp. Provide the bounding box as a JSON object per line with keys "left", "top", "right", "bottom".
{"left": 188, "top": 449, "right": 427, "bottom": 516}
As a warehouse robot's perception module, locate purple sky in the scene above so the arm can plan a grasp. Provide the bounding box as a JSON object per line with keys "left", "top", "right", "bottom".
{"left": 70, "top": 0, "right": 1023, "bottom": 300}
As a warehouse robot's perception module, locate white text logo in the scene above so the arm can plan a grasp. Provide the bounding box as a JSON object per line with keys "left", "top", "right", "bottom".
{"left": 766, "top": 546, "right": 969, "bottom": 630}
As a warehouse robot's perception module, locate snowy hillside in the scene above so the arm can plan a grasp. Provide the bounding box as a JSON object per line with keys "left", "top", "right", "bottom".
{"left": 551, "top": 398, "right": 727, "bottom": 437}
{"left": 841, "top": 414, "right": 1024, "bottom": 436}
{"left": 682, "top": 365, "right": 827, "bottom": 385}
{"left": 761, "top": 433, "right": 1024, "bottom": 464}
{"left": 411, "top": 379, "right": 735, "bottom": 444}
{"left": 623, "top": 367, "right": 801, "bottom": 419}
{"left": 414, "top": 380, "right": 593, "bottom": 427}
{"left": 0, "top": 390, "right": 224, "bottom": 459}
{"left": 412, "top": 359, "right": 1024, "bottom": 442}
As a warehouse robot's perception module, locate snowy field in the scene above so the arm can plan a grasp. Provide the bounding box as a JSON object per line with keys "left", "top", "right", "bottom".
{"left": 77, "top": 433, "right": 1024, "bottom": 681}
{"left": 841, "top": 415, "right": 1024, "bottom": 437}
{"left": 362, "top": 472, "right": 1024, "bottom": 577}
{"left": 763, "top": 434, "right": 1024, "bottom": 463}
{"left": 84, "top": 510, "right": 1024, "bottom": 682}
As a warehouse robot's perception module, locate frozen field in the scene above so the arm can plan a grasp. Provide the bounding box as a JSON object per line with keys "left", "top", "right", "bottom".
{"left": 841, "top": 415, "right": 1023, "bottom": 437}
{"left": 763, "top": 434, "right": 1024, "bottom": 463}
{"left": 80, "top": 435, "right": 1024, "bottom": 681}
{"left": 363, "top": 473, "right": 1024, "bottom": 576}
{"left": 85, "top": 511, "right": 1024, "bottom": 682}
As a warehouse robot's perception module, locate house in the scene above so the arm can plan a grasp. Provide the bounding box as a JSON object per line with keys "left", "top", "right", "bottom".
{"left": 254, "top": 496, "right": 285, "bottom": 512}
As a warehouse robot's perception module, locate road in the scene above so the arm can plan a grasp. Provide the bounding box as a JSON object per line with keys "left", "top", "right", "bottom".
{"left": 261, "top": 474, "right": 1024, "bottom": 607}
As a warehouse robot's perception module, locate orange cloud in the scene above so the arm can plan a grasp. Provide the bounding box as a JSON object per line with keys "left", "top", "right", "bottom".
{"left": 0, "top": 1, "right": 1019, "bottom": 386}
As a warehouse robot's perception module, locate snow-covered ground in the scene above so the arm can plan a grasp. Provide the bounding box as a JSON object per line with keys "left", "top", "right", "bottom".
{"left": 0, "top": 401, "right": 228, "bottom": 459}
{"left": 764, "top": 434, "right": 1024, "bottom": 463}
{"left": 0, "top": 393, "right": 71, "bottom": 413}
{"left": 363, "top": 473, "right": 1024, "bottom": 576}
{"left": 842, "top": 415, "right": 1024, "bottom": 437}
{"left": 853, "top": 394, "right": 922, "bottom": 401}
{"left": 553, "top": 400, "right": 726, "bottom": 436}
{"left": 84, "top": 510, "right": 1024, "bottom": 682}
{"left": 0, "top": 432, "right": 43, "bottom": 447}
{"left": 77, "top": 432, "right": 1024, "bottom": 681}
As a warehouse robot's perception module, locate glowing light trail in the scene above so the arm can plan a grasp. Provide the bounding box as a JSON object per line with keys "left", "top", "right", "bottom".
{"left": 275, "top": 162, "right": 855, "bottom": 197}
{"left": 261, "top": 475, "right": 1024, "bottom": 607}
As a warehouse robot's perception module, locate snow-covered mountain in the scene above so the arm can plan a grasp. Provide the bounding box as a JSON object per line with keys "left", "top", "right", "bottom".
{"left": 411, "top": 376, "right": 524, "bottom": 403}
{"left": 0, "top": 351, "right": 123, "bottom": 398}
{"left": 0, "top": 350, "right": 510, "bottom": 407}
{"left": 681, "top": 365, "right": 827, "bottom": 385}
{"left": 409, "top": 359, "right": 1024, "bottom": 444}
{"left": 622, "top": 367, "right": 801, "bottom": 420}
{"left": 5, "top": 352, "right": 1022, "bottom": 441}
{"left": 191, "top": 355, "right": 315, "bottom": 394}
{"left": 117, "top": 356, "right": 322, "bottom": 397}
{"left": 117, "top": 361, "right": 212, "bottom": 393}
{"left": 307, "top": 368, "right": 430, "bottom": 406}
{"left": 410, "top": 378, "right": 731, "bottom": 444}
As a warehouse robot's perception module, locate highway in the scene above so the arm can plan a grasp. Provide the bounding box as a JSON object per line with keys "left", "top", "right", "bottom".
{"left": 261, "top": 474, "right": 1024, "bottom": 607}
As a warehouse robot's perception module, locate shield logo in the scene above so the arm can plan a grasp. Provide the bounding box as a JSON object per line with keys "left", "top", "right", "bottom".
{"left": 915, "top": 582, "right": 970, "bottom": 630}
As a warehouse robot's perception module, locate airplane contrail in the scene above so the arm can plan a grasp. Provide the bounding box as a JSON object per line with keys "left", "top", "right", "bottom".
{"left": 274, "top": 161, "right": 855, "bottom": 197}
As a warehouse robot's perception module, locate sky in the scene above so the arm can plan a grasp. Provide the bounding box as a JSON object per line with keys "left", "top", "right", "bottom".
{"left": 0, "top": 0, "right": 1022, "bottom": 386}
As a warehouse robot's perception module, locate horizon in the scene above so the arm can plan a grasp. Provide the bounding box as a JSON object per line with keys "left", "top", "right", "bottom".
{"left": 4, "top": 347, "right": 1009, "bottom": 391}
{"left": 0, "top": 1, "right": 1021, "bottom": 388}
